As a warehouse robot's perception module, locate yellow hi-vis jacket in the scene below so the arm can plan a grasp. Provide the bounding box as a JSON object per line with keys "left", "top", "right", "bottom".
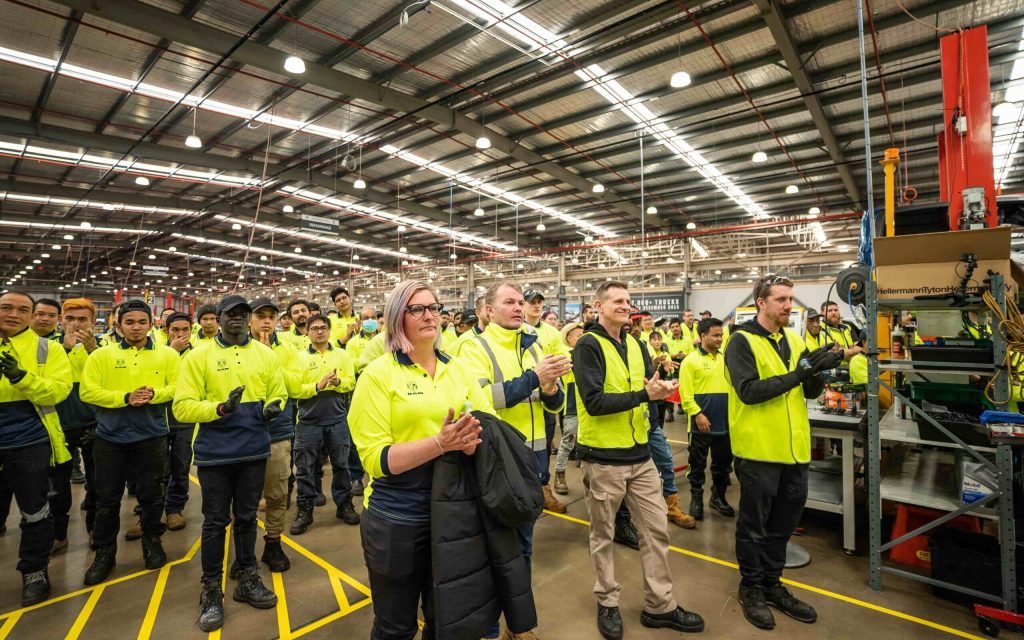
{"left": 80, "top": 336, "right": 180, "bottom": 444}
{"left": 527, "top": 320, "right": 570, "bottom": 358}
{"left": 725, "top": 328, "right": 812, "bottom": 464}
{"left": 458, "top": 323, "right": 565, "bottom": 451}
{"left": 172, "top": 335, "right": 287, "bottom": 466}
{"left": 575, "top": 331, "right": 649, "bottom": 451}
{"left": 0, "top": 328, "right": 72, "bottom": 465}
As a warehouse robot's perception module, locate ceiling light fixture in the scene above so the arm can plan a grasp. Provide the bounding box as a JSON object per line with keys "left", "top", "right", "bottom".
{"left": 646, "top": 206, "right": 657, "bottom": 214}
{"left": 752, "top": 151, "right": 768, "bottom": 163}
{"left": 475, "top": 136, "right": 491, "bottom": 149}
{"left": 282, "top": 204, "right": 294, "bottom": 213}
{"left": 785, "top": 185, "right": 799, "bottom": 194}
{"left": 536, "top": 222, "right": 546, "bottom": 231}
{"left": 135, "top": 176, "right": 150, "bottom": 186}
{"left": 592, "top": 183, "right": 605, "bottom": 193}
{"left": 353, "top": 178, "right": 366, "bottom": 189}
{"left": 808, "top": 206, "right": 821, "bottom": 215}
{"left": 670, "top": 71, "right": 692, "bottom": 88}
{"left": 185, "top": 107, "right": 202, "bottom": 148}
{"left": 283, "top": 56, "right": 306, "bottom": 74}
{"left": 63, "top": 234, "right": 74, "bottom": 240}
{"left": 686, "top": 222, "right": 697, "bottom": 230}
{"left": 51, "top": 244, "right": 61, "bottom": 250}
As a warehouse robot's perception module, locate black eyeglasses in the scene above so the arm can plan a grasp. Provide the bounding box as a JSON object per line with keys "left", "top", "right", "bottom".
{"left": 406, "top": 303, "right": 443, "bottom": 318}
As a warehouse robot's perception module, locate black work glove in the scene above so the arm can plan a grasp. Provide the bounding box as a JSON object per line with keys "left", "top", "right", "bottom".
{"left": 217, "top": 386, "right": 245, "bottom": 417}
{"left": 263, "top": 399, "right": 283, "bottom": 421}
{"left": 797, "top": 348, "right": 831, "bottom": 381}
{"left": 0, "top": 352, "right": 27, "bottom": 384}
{"left": 813, "top": 350, "right": 844, "bottom": 374}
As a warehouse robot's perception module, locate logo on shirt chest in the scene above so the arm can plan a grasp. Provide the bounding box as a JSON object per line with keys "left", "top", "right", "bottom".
{"left": 114, "top": 358, "right": 127, "bottom": 369}
{"left": 216, "top": 359, "right": 229, "bottom": 372}
{"left": 405, "top": 381, "right": 424, "bottom": 396}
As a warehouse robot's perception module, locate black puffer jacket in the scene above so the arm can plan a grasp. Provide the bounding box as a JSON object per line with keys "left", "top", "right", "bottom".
{"left": 431, "top": 411, "right": 541, "bottom": 640}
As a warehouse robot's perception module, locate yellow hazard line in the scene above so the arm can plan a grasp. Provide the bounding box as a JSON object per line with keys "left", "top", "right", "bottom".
{"left": 0, "top": 611, "right": 21, "bottom": 637}
{"left": 542, "top": 510, "right": 985, "bottom": 640}
{"left": 665, "top": 438, "right": 689, "bottom": 445}
{"left": 207, "top": 524, "right": 232, "bottom": 640}
{"left": 272, "top": 571, "right": 292, "bottom": 640}
{"left": 65, "top": 585, "right": 104, "bottom": 640}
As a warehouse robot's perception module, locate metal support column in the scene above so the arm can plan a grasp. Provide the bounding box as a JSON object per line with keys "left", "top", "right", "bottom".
{"left": 867, "top": 279, "right": 882, "bottom": 590}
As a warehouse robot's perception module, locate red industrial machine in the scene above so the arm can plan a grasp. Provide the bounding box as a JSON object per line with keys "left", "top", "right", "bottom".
{"left": 938, "top": 26, "right": 998, "bottom": 231}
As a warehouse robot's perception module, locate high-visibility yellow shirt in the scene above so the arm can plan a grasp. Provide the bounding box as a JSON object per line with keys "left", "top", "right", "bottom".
{"left": 80, "top": 336, "right": 180, "bottom": 444}
{"left": 349, "top": 349, "right": 495, "bottom": 522}
{"left": 804, "top": 330, "right": 826, "bottom": 353}
{"left": 356, "top": 331, "right": 389, "bottom": 373}
{"left": 172, "top": 335, "right": 287, "bottom": 466}
{"left": 679, "top": 348, "right": 729, "bottom": 434}
{"left": 330, "top": 314, "right": 361, "bottom": 345}
{"left": 277, "top": 327, "right": 311, "bottom": 351}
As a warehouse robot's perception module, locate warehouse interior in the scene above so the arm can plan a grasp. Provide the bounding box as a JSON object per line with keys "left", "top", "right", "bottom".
{"left": 1, "top": 0, "right": 1024, "bottom": 637}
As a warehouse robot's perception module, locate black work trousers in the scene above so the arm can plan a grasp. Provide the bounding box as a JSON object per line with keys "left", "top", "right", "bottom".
{"left": 0, "top": 441, "right": 54, "bottom": 573}
{"left": 686, "top": 432, "right": 733, "bottom": 495}
{"left": 50, "top": 427, "right": 96, "bottom": 539}
{"left": 361, "top": 510, "right": 434, "bottom": 640}
{"left": 197, "top": 459, "right": 266, "bottom": 583}
{"left": 92, "top": 435, "right": 167, "bottom": 550}
{"left": 734, "top": 458, "right": 808, "bottom": 588}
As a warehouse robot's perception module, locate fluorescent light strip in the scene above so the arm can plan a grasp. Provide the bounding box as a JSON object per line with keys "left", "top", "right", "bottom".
{"left": 689, "top": 237, "right": 709, "bottom": 259}
{"left": 1, "top": 46, "right": 607, "bottom": 240}
{"left": 574, "top": 64, "right": 768, "bottom": 219}
{"left": 279, "top": 185, "right": 518, "bottom": 251}
{"left": 169, "top": 232, "right": 369, "bottom": 272}
{"left": 0, "top": 218, "right": 153, "bottom": 235}
{"left": 0, "top": 140, "right": 266, "bottom": 188}
{"left": 151, "top": 248, "right": 318, "bottom": 277}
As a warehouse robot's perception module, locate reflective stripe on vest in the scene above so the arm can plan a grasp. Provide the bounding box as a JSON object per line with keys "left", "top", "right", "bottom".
{"left": 36, "top": 337, "right": 56, "bottom": 416}
{"left": 726, "top": 329, "right": 811, "bottom": 464}
{"left": 576, "top": 333, "right": 649, "bottom": 449}
{"left": 473, "top": 334, "right": 542, "bottom": 410}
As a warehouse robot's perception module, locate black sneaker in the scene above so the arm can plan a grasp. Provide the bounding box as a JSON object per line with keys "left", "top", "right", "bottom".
{"left": 233, "top": 566, "right": 277, "bottom": 609}
{"left": 709, "top": 490, "right": 735, "bottom": 518}
{"left": 765, "top": 584, "right": 817, "bottom": 623}
{"left": 261, "top": 537, "right": 290, "bottom": 572}
{"left": 613, "top": 514, "right": 639, "bottom": 550}
{"left": 597, "top": 605, "right": 623, "bottom": 640}
{"left": 141, "top": 535, "right": 167, "bottom": 570}
{"left": 71, "top": 467, "right": 86, "bottom": 485}
{"left": 738, "top": 584, "right": 775, "bottom": 630}
{"left": 337, "top": 498, "right": 360, "bottom": 525}
{"left": 21, "top": 569, "right": 50, "bottom": 606}
{"left": 84, "top": 545, "right": 117, "bottom": 586}
{"left": 641, "top": 606, "right": 705, "bottom": 633}
{"left": 290, "top": 501, "right": 314, "bottom": 535}
{"left": 197, "top": 580, "right": 224, "bottom": 632}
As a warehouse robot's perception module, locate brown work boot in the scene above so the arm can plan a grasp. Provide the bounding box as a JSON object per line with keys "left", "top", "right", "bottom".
{"left": 125, "top": 519, "right": 143, "bottom": 540}
{"left": 542, "top": 486, "right": 567, "bottom": 514}
{"left": 665, "top": 493, "right": 697, "bottom": 529}
{"left": 166, "top": 513, "right": 186, "bottom": 531}
{"left": 553, "top": 470, "right": 568, "bottom": 495}
{"left": 500, "top": 629, "right": 540, "bottom": 639}
{"left": 51, "top": 538, "right": 69, "bottom": 555}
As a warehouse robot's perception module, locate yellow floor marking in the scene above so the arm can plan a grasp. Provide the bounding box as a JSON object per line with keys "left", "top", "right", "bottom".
{"left": 542, "top": 510, "right": 986, "bottom": 640}
{"left": 330, "top": 574, "right": 351, "bottom": 612}
{"left": 665, "top": 438, "right": 689, "bottom": 445}
{"left": 137, "top": 563, "right": 173, "bottom": 640}
{"left": 272, "top": 571, "right": 292, "bottom": 640}
{"left": 65, "top": 585, "right": 105, "bottom": 640}
{"left": 0, "top": 611, "right": 21, "bottom": 637}
{"left": 291, "top": 599, "right": 373, "bottom": 639}
{"left": 0, "top": 535, "right": 201, "bottom": 623}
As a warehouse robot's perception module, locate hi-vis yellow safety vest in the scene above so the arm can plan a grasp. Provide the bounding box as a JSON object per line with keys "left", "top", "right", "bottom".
{"left": 726, "top": 329, "right": 811, "bottom": 464}
{"left": 576, "top": 332, "right": 649, "bottom": 450}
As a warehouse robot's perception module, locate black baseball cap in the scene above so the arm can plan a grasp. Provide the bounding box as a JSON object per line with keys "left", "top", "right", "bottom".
{"left": 217, "top": 295, "right": 251, "bottom": 315}
{"left": 249, "top": 297, "right": 279, "bottom": 313}
{"left": 119, "top": 299, "right": 152, "bottom": 319}
{"left": 165, "top": 312, "right": 192, "bottom": 327}
{"left": 458, "top": 308, "right": 478, "bottom": 325}
{"left": 523, "top": 289, "right": 544, "bottom": 302}
{"left": 806, "top": 309, "right": 822, "bottom": 320}
{"left": 196, "top": 304, "right": 217, "bottom": 320}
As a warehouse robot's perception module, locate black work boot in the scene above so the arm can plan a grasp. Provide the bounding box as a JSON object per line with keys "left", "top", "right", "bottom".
{"left": 709, "top": 487, "right": 735, "bottom": 517}
{"left": 228, "top": 559, "right": 240, "bottom": 580}
{"left": 21, "top": 569, "right": 50, "bottom": 606}
{"left": 261, "top": 537, "right": 291, "bottom": 572}
{"left": 641, "top": 606, "right": 705, "bottom": 633}
{"left": 290, "top": 500, "right": 314, "bottom": 535}
{"left": 738, "top": 584, "right": 776, "bottom": 630}
{"left": 613, "top": 513, "right": 639, "bottom": 550}
{"left": 142, "top": 535, "right": 167, "bottom": 570}
{"left": 688, "top": 489, "right": 704, "bottom": 520}
{"left": 336, "top": 498, "right": 360, "bottom": 525}
{"left": 233, "top": 565, "right": 278, "bottom": 609}
{"left": 765, "top": 583, "right": 817, "bottom": 623}
{"left": 597, "top": 604, "right": 623, "bottom": 640}
{"left": 84, "top": 545, "right": 117, "bottom": 585}
{"left": 197, "top": 580, "right": 224, "bottom": 632}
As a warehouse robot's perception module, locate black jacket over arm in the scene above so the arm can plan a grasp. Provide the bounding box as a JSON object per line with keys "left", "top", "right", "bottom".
{"left": 430, "top": 412, "right": 540, "bottom": 639}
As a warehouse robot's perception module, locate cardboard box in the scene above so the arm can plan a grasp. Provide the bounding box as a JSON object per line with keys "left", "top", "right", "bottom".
{"left": 874, "top": 226, "right": 1024, "bottom": 300}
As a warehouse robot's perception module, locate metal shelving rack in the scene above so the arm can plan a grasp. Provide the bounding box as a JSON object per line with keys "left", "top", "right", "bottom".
{"left": 866, "top": 273, "right": 1018, "bottom": 613}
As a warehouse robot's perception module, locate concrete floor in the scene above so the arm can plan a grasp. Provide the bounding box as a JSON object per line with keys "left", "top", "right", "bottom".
{"left": 0, "top": 423, "right": 1000, "bottom": 639}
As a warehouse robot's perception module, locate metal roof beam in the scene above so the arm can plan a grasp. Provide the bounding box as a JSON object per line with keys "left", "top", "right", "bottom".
{"left": 47, "top": 0, "right": 637, "bottom": 224}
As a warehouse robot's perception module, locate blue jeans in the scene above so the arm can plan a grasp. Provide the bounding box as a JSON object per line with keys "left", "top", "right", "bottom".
{"left": 295, "top": 420, "right": 352, "bottom": 506}
{"left": 349, "top": 445, "right": 364, "bottom": 483}
{"left": 533, "top": 448, "right": 550, "bottom": 486}
{"left": 164, "top": 428, "right": 193, "bottom": 514}
{"left": 647, "top": 421, "right": 677, "bottom": 496}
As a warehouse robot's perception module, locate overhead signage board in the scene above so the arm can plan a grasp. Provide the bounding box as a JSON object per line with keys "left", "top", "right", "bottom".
{"left": 300, "top": 214, "right": 339, "bottom": 235}
{"left": 633, "top": 292, "right": 683, "bottom": 317}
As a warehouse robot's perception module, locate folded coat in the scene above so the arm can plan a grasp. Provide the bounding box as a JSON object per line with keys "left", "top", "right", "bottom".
{"left": 430, "top": 411, "right": 542, "bottom": 640}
